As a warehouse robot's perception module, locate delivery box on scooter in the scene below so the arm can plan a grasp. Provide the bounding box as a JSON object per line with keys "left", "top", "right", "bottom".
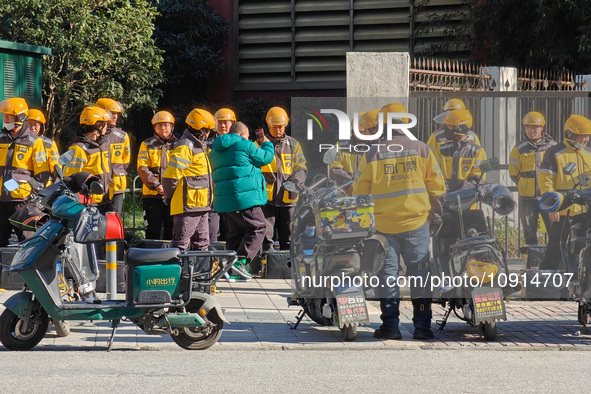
{"left": 313, "top": 194, "right": 375, "bottom": 242}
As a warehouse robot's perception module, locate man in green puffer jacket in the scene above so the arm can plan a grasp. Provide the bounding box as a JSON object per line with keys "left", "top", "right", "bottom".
{"left": 209, "top": 122, "right": 274, "bottom": 280}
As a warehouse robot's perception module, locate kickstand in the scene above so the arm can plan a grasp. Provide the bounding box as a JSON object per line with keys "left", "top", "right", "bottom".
{"left": 288, "top": 309, "right": 306, "bottom": 330}
{"left": 106, "top": 319, "right": 120, "bottom": 351}
{"left": 437, "top": 306, "right": 452, "bottom": 331}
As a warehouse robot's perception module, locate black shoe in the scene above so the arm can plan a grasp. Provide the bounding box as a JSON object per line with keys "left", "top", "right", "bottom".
{"left": 413, "top": 328, "right": 434, "bottom": 340}
{"left": 373, "top": 327, "right": 402, "bottom": 340}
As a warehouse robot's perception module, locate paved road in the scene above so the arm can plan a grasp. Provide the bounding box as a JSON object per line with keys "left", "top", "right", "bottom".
{"left": 1, "top": 349, "right": 588, "bottom": 393}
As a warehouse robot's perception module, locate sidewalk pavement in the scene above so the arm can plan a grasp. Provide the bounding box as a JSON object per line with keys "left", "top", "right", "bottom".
{"left": 1, "top": 279, "right": 591, "bottom": 351}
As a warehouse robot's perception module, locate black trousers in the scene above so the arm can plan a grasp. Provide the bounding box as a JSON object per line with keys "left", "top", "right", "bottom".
{"left": 224, "top": 206, "right": 267, "bottom": 262}
{"left": 112, "top": 193, "right": 124, "bottom": 217}
{"left": 0, "top": 201, "right": 23, "bottom": 247}
{"left": 262, "top": 204, "right": 294, "bottom": 250}
{"left": 540, "top": 214, "right": 588, "bottom": 271}
{"left": 520, "top": 198, "right": 552, "bottom": 245}
{"left": 208, "top": 211, "right": 227, "bottom": 242}
{"left": 143, "top": 198, "right": 173, "bottom": 240}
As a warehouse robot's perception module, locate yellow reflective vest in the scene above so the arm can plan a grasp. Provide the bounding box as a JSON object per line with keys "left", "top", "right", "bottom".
{"left": 329, "top": 139, "right": 364, "bottom": 185}
{"left": 259, "top": 135, "right": 307, "bottom": 207}
{"left": 137, "top": 133, "right": 178, "bottom": 198}
{"left": 539, "top": 139, "right": 591, "bottom": 216}
{"left": 353, "top": 134, "right": 446, "bottom": 234}
{"left": 107, "top": 126, "right": 130, "bottom": 199}
{"left": 41, "top": 135, "right": 60, "bottom": 185}
{"left": 0, "top": 123, "right": 49, "bottom": 202}
{"left": 63, "top": 134, "right": 111, "bottom": 204}
{"left": 162, "top": 128, "right": 212, "bottom": 216}
{"left": 509, "top": 135, "right": 556, "bottom": 199}
{"left": 434, "top": 139, "right": 487, "bottom": 192}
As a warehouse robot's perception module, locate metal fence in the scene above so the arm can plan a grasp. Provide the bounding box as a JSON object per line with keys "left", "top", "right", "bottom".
{"left": 409, "top": 91, "right": 591, "bottom": 255}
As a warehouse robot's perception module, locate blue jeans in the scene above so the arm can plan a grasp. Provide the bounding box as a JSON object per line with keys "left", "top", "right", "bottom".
{"left": 378, "top": 221, "right": 431, "bottom": 330}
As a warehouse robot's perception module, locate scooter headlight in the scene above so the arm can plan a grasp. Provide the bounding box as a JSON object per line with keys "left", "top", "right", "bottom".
{"left": 466, "top": 260, "right": 498, "bottom": 283}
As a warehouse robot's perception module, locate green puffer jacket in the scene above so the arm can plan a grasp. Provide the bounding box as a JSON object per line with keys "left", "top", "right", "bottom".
{"left": 209, "top": 133, "right": 274, "bottom": 212}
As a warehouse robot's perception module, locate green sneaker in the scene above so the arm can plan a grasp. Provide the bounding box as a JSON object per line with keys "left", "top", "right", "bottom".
{"left": 232, "top": 258, "right": 252, "bottom": 280}
{"left": 228, "top": 275, "right": 252, "bottom": 283}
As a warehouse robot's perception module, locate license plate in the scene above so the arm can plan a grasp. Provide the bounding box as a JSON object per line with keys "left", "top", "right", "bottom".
{"left": 472, "top": 287, "right": 507, "bottom": 325}
{"left": 333, "top": 285, "right": 370, "bottom": 328}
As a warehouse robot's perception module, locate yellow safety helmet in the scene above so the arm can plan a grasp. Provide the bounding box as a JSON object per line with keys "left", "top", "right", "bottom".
{"left": 564, "top": 114, "right": 591, "bottom": 135}
{"left": 95, "top": 98, "right": 124, "bottom": 114}
{"left": 522, "top": 112, "right": 545, "bottom": 127}
{"left": 152, "top": 111, "right": 175, "bottom": 125}
{"left": 186, "top": 108, "right": 215, "bottom": 130}
{"left": 0, "top": 97, "right": 28, "bottom": 123}
{"left": 443, "top": 109, "right": 473, "bottom": 129}
{"left": 214, "top": 108, "right": 236, "bottom": 122}
{"left": 352, "top": 111, "right": 366, "bottom": 130}
{"left": 80, "top": 106, "right": 111, "bottom": 126}
{"left": 28, "top": 109, "right": 46, "bottom": 125}
{"left": 378, "top": 102, "right": 410, "bottom": 123}
{"left": 359, "top": 109, "right": 380, "bottom": 130}
{"left": 443, "top": 98, "right": 466, "bottom": 111}
{"left": 266, "top": 107, "right": 289, "bottom": 127}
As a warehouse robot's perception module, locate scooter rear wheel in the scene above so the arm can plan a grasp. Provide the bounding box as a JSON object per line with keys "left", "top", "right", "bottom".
{"left": 578, "top": 304, "right": 590, "bottom": 326}
{"left": 340, "top": 323, "right": 358, "bottom": 341}
{"left": 479, "top": 321, "right": 497, "bottom": 341}
{"left": 0, "top": 307, "right": 49, "bottom": 350}
{"left": 171, "top": 299, "right": 223, "bottom": 350}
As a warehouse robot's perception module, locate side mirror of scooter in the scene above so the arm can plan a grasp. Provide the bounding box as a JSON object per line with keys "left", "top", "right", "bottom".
{"left": 58, "top": 150, "right": 75, "bottom": 166}
{"left": 283, "top": 181, "right": 298, "bottom": 193}
{"left": 563, "top": 162, "right": 586, "bottom": 188}
{"left": 479, "top": 157, "right": 499, "bottom": 174}
{"left": 28, "top": 178, "right": 44, "bottom": 193}
{"left": 4, "top": 179, "right": 19, "bottom": 192}
{"left": 89, "top": 181, "right": 104, "bottom": 196}
{"left": 54, "top": 164, "right": 64, "bottom": 181}
{"left": 563, "top": 162, "right": 577, "bottom": 176}
{"left": 322, "top": 147, "right": 338, "bottom": 165}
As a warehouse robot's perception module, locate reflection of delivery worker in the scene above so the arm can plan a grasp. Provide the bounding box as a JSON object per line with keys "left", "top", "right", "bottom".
{"left": 353, "top": 103, "right": 446, "bottom": 341}
{"left": 509, "top": 112, "right": 556, "bottom": 246}
{"left": 434, "top": 109, "right": 487, "bottom": 192}
{"left": 162, "top": 108, "right": 215, "bottom": 252}
{"left": 330, "top": 110, "right": 379, "bottom": 193}
{"left": 259, "top": 107, "right": 307, "bottom": 251}
{"left": 427, "top": 98, "right": 481, "bottom": 153}
{"left": 539, "top": 114, "right": 591, "bottom": 270}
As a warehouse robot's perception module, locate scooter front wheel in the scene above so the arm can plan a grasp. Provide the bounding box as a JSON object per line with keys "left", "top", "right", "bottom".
{"left": 170, "top": 299, "right": 223, "bottom": 350}
{"left": 0, "top": 307, "right": 49, "bottom": 350}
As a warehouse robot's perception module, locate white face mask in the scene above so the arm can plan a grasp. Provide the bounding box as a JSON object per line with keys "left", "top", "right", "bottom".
{"left": 3, "top": 122, "right": 15, "bottom": 131}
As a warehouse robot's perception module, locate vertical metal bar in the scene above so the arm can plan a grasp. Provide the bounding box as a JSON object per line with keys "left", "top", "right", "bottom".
{"left": 350, "top": 0, "right": 354, "bottom": 51}
{"left": 409, "top": 0, "right": 414, "bottom": 57}
{"left": 290, "top": 0, "right": 295, "bottom": 82}
{"left": 106, "top": 239, "right": 117, "bottom": 300}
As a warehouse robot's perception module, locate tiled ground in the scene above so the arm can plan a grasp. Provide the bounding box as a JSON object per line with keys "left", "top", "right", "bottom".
{"left": 1, "top": 279, "right": 590, "bottom": 351}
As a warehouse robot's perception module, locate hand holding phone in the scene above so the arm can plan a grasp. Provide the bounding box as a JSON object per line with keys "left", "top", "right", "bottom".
{"left": 255, "top": 128, "right": 267, "bottom": 143}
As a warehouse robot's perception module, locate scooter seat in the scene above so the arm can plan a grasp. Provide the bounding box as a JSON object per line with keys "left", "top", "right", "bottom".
{"left": 125, "top": 247, "right": 181, "bottom": 266}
